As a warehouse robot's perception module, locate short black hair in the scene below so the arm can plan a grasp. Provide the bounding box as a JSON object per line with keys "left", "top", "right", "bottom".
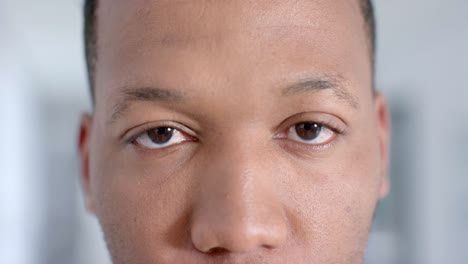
{"left": 84, "top": 0, "right": 376, "bottom": 99}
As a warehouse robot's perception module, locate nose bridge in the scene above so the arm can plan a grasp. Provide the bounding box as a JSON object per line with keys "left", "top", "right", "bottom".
{"left": 190, "top": 136, "right": 289, "bottom": 253}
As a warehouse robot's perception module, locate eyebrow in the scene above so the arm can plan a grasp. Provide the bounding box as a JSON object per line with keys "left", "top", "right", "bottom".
{"left": 110, "top": 86, "right": 184, "bottom": 123}
{"left": 281, "top": 76, "right": 359, "bottom": 109}
{"left": 109, "top": 76, "right": 358, "bottom": 123}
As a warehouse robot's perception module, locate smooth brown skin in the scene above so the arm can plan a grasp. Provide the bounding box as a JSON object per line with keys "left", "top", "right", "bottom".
{"left": 79, "top": 0, "right": 390, "bottom": 263}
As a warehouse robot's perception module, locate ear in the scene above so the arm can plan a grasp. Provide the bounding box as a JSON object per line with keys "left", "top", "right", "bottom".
{"left": 79, "top": 113, "right": 96, "bottom": 214}
{"left": 374, "top": 93, "right": 391, "bottom": 199}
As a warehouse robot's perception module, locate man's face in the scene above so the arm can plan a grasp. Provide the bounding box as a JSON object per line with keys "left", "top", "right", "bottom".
{"left": 79, "top": 0, "right": 390, "bottom": 263}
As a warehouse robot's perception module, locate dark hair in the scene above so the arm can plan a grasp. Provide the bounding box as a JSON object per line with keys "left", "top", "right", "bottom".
{"left": 84, "top": 0, "right": 376, "bottom": 99}
{"left": 84, "top": 0, "right": 98, "bottom": 100}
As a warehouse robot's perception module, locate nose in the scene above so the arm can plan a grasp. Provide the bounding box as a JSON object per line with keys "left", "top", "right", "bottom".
{"left": 190, "top": 144, "right": 289, "bottom": 254}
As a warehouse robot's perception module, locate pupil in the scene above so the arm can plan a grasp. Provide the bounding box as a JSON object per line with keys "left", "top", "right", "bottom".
{"left": 295, "top": 123, "right": 322, "bottom": 140}
{"left": 148, "top": 127, "right": 174, "bottom": 144}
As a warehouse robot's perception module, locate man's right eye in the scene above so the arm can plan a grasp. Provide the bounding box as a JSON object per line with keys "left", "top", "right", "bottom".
{"left": 132, "top": 127, "right": 195, "bottom": 149}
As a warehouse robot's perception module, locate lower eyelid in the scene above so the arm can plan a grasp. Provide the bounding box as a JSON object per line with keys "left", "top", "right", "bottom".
{"left": 275, "top": 137, "right": 338, "bottom": 158}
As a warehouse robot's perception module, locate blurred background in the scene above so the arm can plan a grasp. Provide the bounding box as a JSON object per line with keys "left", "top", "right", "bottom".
{"left": 0, "top": 0, "right": 467, "bottom": 263}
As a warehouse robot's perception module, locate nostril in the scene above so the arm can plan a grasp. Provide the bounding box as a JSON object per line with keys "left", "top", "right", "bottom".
{"left": 207, "top": 247, "right": 229, "bottom": 255}
{"left": 261, "top": 244, "right": 276, "bottom": 251}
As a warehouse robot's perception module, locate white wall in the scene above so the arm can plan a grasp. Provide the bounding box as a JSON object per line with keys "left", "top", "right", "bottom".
{"left": 375, "top": 0, "right": 468, "bottom": 263}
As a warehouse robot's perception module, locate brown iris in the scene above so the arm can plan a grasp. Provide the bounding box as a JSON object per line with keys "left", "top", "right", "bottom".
{"left": 295, "top": 123, "right": 322, "bottom": 141}
{"left": 147, "top": 127, "right": 174, "bottom": 144}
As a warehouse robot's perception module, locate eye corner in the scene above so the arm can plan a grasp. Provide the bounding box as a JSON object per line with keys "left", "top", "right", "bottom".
{"left": 272, "top": 131, "right": 288, "bottom": 140}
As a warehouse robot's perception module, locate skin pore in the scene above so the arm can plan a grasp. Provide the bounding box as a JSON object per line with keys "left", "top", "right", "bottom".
{"left": 79, "top": 0, "right": 390, "bottom": 263}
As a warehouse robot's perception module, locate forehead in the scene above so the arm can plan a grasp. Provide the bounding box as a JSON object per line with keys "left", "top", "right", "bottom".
{"left": 94, "top": 0, "right": 371, "bottom": 108}
{"left": 99, "top": 0, "right": 361, "bottom": 36}
{"left": 97, "top": 0, "right": 365, "bottom": 51}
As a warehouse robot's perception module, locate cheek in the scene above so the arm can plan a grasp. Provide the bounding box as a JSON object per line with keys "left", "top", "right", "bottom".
{"left": 282, "top": 137, "right": 381, "bottom": 259}
{"left": 284, "top": 174, "right": 377, "bottom": 262}
{"left": 89, "top": 144, "right": 195, "bottom": 263}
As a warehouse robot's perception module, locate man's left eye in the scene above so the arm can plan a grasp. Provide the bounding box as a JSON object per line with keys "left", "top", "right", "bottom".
{"left": 132, "top": 127, "right": 193, "bottom": 149}
{"left": 286, "top": 122, "right": 336, "bottom": 145}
